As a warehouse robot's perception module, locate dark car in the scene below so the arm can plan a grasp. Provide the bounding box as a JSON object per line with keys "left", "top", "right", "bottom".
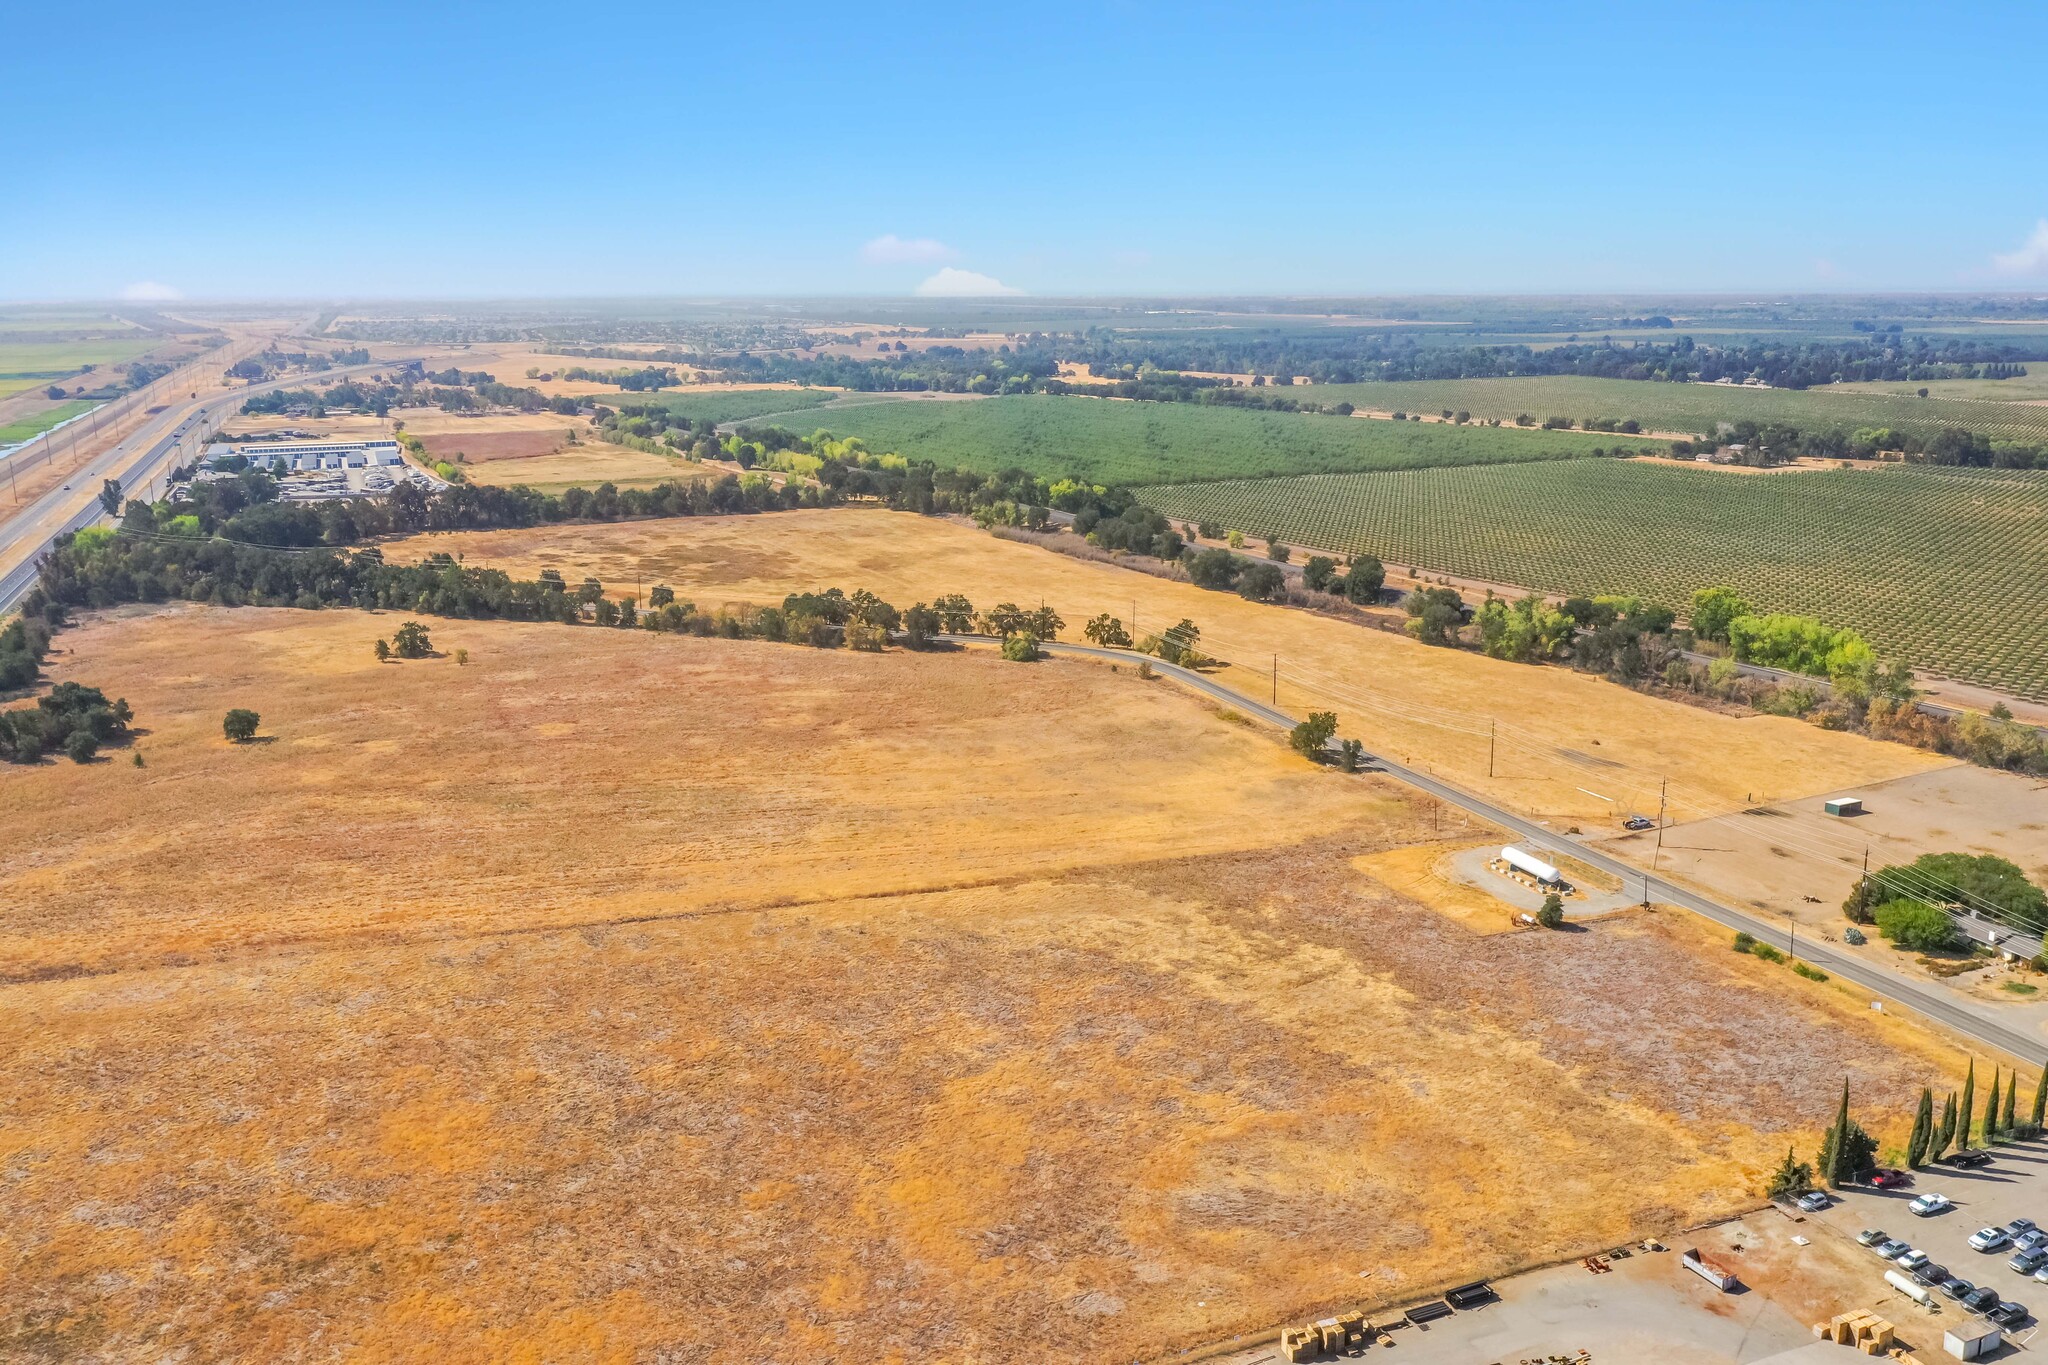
{"left": 1941, "top": 1277, "right": 1974, "bottom": 1301}
{"left": 1964, "top": 1285, "right": 2002, "bottom": 1313}
{"left": 1946, "top": 1149, "right": 1994, "bottom": 1168}
{"left": 1913, "top": 1261, "right": 1950, "bottom": 1286}
{"left": 1989, "top": 1301, "right": 2031, "bottom": 1327}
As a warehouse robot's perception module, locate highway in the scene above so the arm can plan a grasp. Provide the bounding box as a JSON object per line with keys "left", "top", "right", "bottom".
{"left": 0, "top": 360, "right": 391, "bottom": 614}
{"left": 943, "top": 634, "right": 2048, "bottom": 1067}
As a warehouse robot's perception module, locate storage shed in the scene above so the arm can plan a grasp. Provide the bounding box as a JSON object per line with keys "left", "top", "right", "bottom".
{"left": 1823, "top": 796, "right": 1864, "bottom": 817}
{"left": 1944, "top": 1321, "right": 2003, "bottom": 1360}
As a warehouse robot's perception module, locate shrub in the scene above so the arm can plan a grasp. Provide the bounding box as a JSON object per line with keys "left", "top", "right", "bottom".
{"left": 1732, "top": 931, "right": 1756, "bottom": 952}
{"left": 223, "top": 708, "right": 261, "bottom": 743}
{"left": 1792, "top": 961, "right": 1829, "bottom": 982}
{"left": 1000, "top": 634, "right": 1040, "bottom": 662}
{"left": 64, "top": 729, "right": 98, "bottom": 763}
{"left": 1536, "top": 893, "right": 1565, "bottom": 929}
{"left": 1749, "top": 942, "right": 1787, "bottom": 963}
{"left": 1874, "top": 899, "right": 1961, "bottom": 952}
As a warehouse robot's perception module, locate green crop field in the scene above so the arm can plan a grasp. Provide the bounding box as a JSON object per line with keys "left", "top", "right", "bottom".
{"left": 786, "top": 393, "right": 1651, "bottom": 485}
{"left": 1283, "top": 376, "right": 2048, "bottom": 445}
{"left": 615, "top": 387, "right": 838, "bottom": 426}
{"left": 0, "top": 310, "right": 139, "bottom": 337}
{"left": 0, "top": 399, "right": 98, "bottom": 448}
{"left": 0, "top": 338, "right": 161, "bottom": 377}
{"left": 1145, "top": 460, "right": 2048, "bottom": 700}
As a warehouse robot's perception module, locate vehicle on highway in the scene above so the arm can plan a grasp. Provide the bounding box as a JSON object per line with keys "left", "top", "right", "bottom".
{"left": 2010, "top": 1248, "right": 2047, "bottom": 1275}
{"left": 1795, "top": 1191, "right": 1830, "bottom": 1213}
{"left": 1896, "top": 1249, "right": 1930, "bottom": 1272}
{"left": 1910, "top": 1193, "right": 1953, "bottom": 1216}
{"left": 1940, "top": 1276, "right": 1974, "bottom": 1301}
{"left": 1874, "top": 1238, "right": 1912, "bottom": 1259}
{"left": 1912, "top": 1261, "right": 1949, "bottom": 1286}
{"left": 1964, "top": 1285, "right": 2002, "bottom": 1314}
{"left": 1970, "top": 1227, "right": 2012, "bottom": 1252}
{"left": 1857, "top": 1228, "right": 1890, "bottom": 1247}
{"left": 1989, "top": 1300, "right": 2032, "bottom": 1327}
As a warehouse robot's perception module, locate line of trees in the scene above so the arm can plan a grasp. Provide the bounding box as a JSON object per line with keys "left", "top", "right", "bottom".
{"left": 0, "top": 679, "right": 133, "bottom": 764}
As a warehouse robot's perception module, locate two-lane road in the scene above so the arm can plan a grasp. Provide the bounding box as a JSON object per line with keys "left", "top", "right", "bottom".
{"left": 942, "top": 634, "right": 2048, "bottom": 1067}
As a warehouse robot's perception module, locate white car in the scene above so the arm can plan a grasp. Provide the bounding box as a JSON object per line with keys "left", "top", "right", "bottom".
{"left": 1910, "top": 1193, "right": 1954, "bottom": 1217}
{"left": 1896, "top": 1249, "right": 1931, "bottom": 1272}
{"left": 1796, "top": 1191, "right": 1830, "bottom": 1213}
{"left": 1970, "top": 1227, "right": 2013, "bottom": 1252}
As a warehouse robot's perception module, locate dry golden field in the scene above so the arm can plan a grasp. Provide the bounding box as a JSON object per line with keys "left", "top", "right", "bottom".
{"left": 390, "top": 509, "right": 1949, "bottom": 827}
{"left": 0, "top": 604, "right": 1952, "bottom": 1364}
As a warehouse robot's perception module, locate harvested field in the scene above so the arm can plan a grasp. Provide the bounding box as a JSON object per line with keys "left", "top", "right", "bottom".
{"left": 0, "top": 604, "right": 1953, "bottom": 1363}
{"left": 387, "top": 509, "right": 1947, "bottom": 827}
{"left": 411, "top": 427, "right": 574, "bottom": 463}
{"left": 459, "top": 442, "right": 713, "bottom": 490}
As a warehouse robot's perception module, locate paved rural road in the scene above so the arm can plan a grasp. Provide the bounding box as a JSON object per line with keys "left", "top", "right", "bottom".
{"left": 942, "top": 634, "right": 2048, "bottom": 1067}
{"left": 0, "top": 361, "right": 391, "bottom": 614}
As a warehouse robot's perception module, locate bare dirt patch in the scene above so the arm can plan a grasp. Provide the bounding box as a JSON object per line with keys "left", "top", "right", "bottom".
{"left": 0, "top": 604, "right": 1957, "bottom": 1364}
{"left": 411, "top": 428, "right": 570, "bottom": 463}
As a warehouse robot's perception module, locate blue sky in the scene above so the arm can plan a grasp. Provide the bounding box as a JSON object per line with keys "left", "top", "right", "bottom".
{"left": 6, "top": 1, "right": 2047, "bottom": 301}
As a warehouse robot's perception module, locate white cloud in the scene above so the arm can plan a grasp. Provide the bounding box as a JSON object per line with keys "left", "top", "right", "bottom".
{"left": 860, "top": 234, "right": 959, "bottom": 265}
{"left": 1992, "top": 220, "right": 2048, "bottom": 276}
{"left": 914, "top": 267, "right": 1023, "bottom": 297}
{"left": 120, "top": 281, "right": 183, "bottom": 301}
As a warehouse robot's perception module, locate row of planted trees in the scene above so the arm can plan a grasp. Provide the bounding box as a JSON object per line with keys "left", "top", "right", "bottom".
{"left": 1775, "top": 1061, "right": 2048, "bottom": 1197}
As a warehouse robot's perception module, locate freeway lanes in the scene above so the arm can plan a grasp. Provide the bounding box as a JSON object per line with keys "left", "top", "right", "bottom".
{"left": 945, "top": 634, "right": 2048, "bottom": 1068}
{"left": 0, "top": 361, "right": 391, "bottom": 614}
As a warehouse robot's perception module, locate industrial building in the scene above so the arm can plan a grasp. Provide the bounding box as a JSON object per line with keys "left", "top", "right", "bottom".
{"left": 205, "top": 439, "right": 405, "bottom": 473}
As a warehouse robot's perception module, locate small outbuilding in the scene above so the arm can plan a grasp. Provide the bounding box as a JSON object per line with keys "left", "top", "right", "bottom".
{"left": 1944, "top": 1321, "right": 2004, "bottom": 1360}
{"left": 1823, "top": 796, "right": 1864, "bottom": 817}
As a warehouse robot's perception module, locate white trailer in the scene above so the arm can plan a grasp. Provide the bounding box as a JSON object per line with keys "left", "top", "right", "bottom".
{"left": 1501, "top": 845, "right": 1562, "bottom": 886}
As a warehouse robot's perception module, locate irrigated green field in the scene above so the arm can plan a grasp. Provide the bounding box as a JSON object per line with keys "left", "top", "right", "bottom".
{"left": 788, "top": 392, "right": 1652, "bottom": 485}
{"left": 0, "top": 338, "right": 161, "bottom": 377}
{"left": 615, "top": 387, "right": 838, "bottom": 426}
{"left": 1285, "top": 376, "right": 2048, "bottom": 445}
{"left": 0, "top": 399, "right": 98, "bottom": 447}
{"left": 1145, "top": 460, "right": 2048, "bottom": 700}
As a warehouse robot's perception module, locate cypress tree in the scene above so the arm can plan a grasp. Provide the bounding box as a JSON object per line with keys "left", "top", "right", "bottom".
{"left": 2033, "top": 1069, "right": 2047, "bottom": 1136}
{"left": 1907, "top": 1089, "right": 1934, "bottom": 1168}
{"left": 1961, "top": 1060, "right": 1977, "bottom": 1151}
{"left": 1988, "top": 1071, "right": 2004, "bottom": 1145}
{"left": 2004, "top": 1072, "right": 2019, "bottom": 1136}
{"left": 1819, "top": 1078, "right": 1853, "bottom": 1187}
{"left": 1938, "top": 1092, "right": 1958, "bottom": 1156}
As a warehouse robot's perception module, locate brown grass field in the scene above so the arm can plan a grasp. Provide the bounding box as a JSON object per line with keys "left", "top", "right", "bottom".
{"left": 389, "top": 509, "right": 1948, "bottom": 828}
{"left": 0, "top": 603, "right": 1956, "bottom": 1363}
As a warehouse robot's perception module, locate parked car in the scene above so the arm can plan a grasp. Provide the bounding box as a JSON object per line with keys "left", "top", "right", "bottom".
{"left": 1912, "top": 1261, "right": 1950, "bottom": 1286}
{"left": 1946, "top": 1150, "right": 1994, "bottom": 1168}
{"left": 1875, "top": 1238, "right": 1913, "bottom": 1259}
{"left": 1910, "top": 1193, "right": 1953, "bottom": 1217}
{"left": 1896, "top": 1249, "right": 1931, "bottom": 1272}
{"left": 1623, "top": 815, "right": 1654, "bottom": 831}
{"left": 1940, "top": 1277, "right": 1975, "bottom": 1301}
{"left": 2009, "top": 1248, "right": 2047, "bottom": 1275}
{"left": 2031, "top": 1263, "right": 2048, "bottom": 1284}
{"left": 1795, "top": 1191, "right": 1830, "bottom": 1213}
{"left": 1989, "top": 1300, "right": 2032, "bottom": 1327}
{"left": 2008, "top": 1218, "right": 2040, "bottom": 1237}
{"left": 1868, "top": 1169, "right": 1912, "bottom": 1189}
{"left": 1857, "top": 1228, "right": 1891, "bottom": 1247}
{"left": 2016, "top": 1229, "right": 2048, "bottom": 1253}
{"left": 1964, "top": 1285, "right": 2002, "bottom": 1313}
{"left": 1970, "top": 1227, "right": 2013, "bottom": 1252}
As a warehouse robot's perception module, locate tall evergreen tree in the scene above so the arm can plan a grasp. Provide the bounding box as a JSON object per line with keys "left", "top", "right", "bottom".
{"left": 2004, "top": 1072, "right": 2019, "bottom": 1136}
{"left": 1907, "top": 1089, "right": 1934, "bottom": 1168}
{"left": 1961, "top": 1060, "right": 1977, "bottom": 1151}
{"left": 1816, "top": 1078, "right": 1877, "bottom": 1187}
{"left": 2033, "top": 1069, "right": 2047, "bottom": 1136}
{"left": 1988, "top": 1071, "right": 2004, "bottom": 1145}
{"left": 1938, "top": 1092, "right": 1958, "bottom": 1156}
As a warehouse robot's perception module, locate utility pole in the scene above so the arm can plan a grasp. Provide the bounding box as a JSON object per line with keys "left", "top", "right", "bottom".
{"left": 1271, "top": 654, "right": 1277, "bottom": 705}
{"left": 1651, "top": 777, "right": 1668, "bottom": 871}
{"left": 1789, "top": 907, "right": 1799, "bottom": 961}
{"left": 1488, "top": 719, "right": 1496, "bottom": 777}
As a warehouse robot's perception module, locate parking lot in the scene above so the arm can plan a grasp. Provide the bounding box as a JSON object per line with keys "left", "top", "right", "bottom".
{"left": 1803, "top": 1138, "right": 2048, "bottom": 1347}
